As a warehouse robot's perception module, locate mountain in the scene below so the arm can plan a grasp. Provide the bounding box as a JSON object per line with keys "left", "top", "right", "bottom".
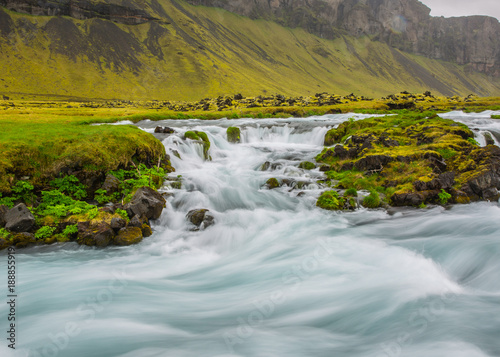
{"left": 0, "top": 0, "right": 499, "bottom": 101}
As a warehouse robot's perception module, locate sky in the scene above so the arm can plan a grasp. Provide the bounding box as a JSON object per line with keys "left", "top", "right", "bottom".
{"left": 419, "top": 0, "right": 500, "bottom": 20}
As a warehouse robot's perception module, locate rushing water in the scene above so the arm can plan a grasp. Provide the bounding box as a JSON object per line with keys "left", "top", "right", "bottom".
{"left": 1, "top": 112, "right": 500, "bottom": 357}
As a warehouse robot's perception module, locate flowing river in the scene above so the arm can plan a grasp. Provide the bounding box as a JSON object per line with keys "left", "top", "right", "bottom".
{"left": 1, "top": 112, "right": 500, "bottom": 357}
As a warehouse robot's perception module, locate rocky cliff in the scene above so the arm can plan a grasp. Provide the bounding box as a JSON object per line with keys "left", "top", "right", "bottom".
{"left": 186, "top": 0, "right": 500, "bottom": 76}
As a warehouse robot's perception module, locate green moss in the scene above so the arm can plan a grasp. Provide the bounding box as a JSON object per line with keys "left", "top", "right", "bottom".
{"left": 266, "top": 178, "right": 280, "bottom": 189}
{"left": 227, "top": 127, "right": 241, "bottom": 143}
{"left": 185, "top": 130, "right": 211, "bottom": 160}
{"left": 316, "top": 190, "right": 344, "bottom": 210}
{"left": 345, "top": 188, "right": 358, "bottom": 196}
{"left": 35, "top": 226, "right": 56, "bottom": 240}
{"left": 298, "top": 161, "right": 316, "bottom": 170}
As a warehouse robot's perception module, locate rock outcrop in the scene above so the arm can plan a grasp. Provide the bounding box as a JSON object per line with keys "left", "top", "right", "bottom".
{"left": 125, "top": 186, "right": 166, "bottom": 221}
{"left": 4, "top": 203, "right": 35, "bottom": 232}
{"left": 186, "top": 0, "right": 500, "bottom": 76}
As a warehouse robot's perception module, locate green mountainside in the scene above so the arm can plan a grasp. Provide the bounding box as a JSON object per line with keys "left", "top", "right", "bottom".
{"left": 1, "top": 0, "right": 500, "bottom": 101}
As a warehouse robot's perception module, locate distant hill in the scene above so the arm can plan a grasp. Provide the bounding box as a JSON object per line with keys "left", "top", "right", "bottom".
{"left": 1, "top": 0, "right": 499, "bottom": 100}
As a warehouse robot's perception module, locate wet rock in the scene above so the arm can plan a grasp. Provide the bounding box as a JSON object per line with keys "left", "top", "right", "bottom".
{"left": 0, "top": 204, "right": 8, "bottom": 227}
{"left": 266, "top": 178, "right": 280, "bottom": 189}
{"left": 110, "top": 217, "right": 127, "bottom": 232}
{"left": 114, "top": 227, "right": 143, "bottom": 246}
{"left": 0, "top": 238, "right": 12, "bottom": 250}
{"left": 484, "top": 132, "right": 495, "bottom": 146}
{"left": 186, "top": 209, "right": 215, "bottom": 231}
{"left": 260, "top": 161, "right": 271, "bottom": 171}
{"left": 11, "top": 232, "right": 36, "bottom": 248}
{"left": 427, "top": 156, "right": 447, "bottom": 173}
{"left": 298, "top": 161, "right": 315, "bottom": 170}
{"left": 464, "top": 171, "right": 500, "bottom": 200}
{"left": 4, "top": 204, "right": 35, "bottom": 232}
{"left": 101, "top": 174, "right": 120, "bottom": 195}
{"left": 227, "top": 127, "right": 241, "bottom": 143}
{"left": 128, "top": 214, "right": 149, "bottom": 228}
{"left": 141, "top": 224, "right": 153, "bottom": 237}
{"left": 77, "top": 221, "right": 115, "bottom": 247}
{"left": 154, "top": 126, "right": 175, "bottom": 134}
{"left": 437, "top": 172, "right": 456, "bottom": 189}
{"left": 125, "top": 187, "right": 166, "bottom": 221}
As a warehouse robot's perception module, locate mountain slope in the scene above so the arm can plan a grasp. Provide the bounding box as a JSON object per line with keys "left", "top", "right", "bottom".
{"left": 1, "top": 0, "right": 500, "bottom": 101}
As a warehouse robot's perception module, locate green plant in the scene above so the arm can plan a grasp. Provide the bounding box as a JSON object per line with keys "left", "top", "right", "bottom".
{"left": 50, "top": 175, "right": 87, "bottom": 200}
{"left": 62, "top": 224, "right": 78, "bottom": 238}
{"left": 438, "top": 189, "right": 452, "bottom": 205}
{"left": 12, "top": 181, "right": 34, "bottom": 204}
{"left": 467, "top": 137, "right": 480, "bottom": 146}
{"left": 115, "top": 208, "right": 130, "bottom": 222}
{"left": 0, "top": 193, "right": 16, "bottom": 208}
{"left": 298, "top": 161, "right": 316, "bottom": 170}
{"left": 362, "top": 191, "right": 380, "bottom": 208}
{"left": 0, "top": 228, "right": 11, "bottom": 240}
{"left": 35, "top": 226, "right": 56, "bottom": 240}
{"left": 316, "top": 190, "right": 344, "bottom": 210}
{"left": 435, "top": 148, "right": 458, "bottom": 160}
{"left": 344, "top": 188, "right": 358, "bottom": 197}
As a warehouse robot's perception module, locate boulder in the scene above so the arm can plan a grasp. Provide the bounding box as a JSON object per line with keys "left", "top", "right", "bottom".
{"left": 0, "top": 204, "right": 8, "bottom": 227}
{"left": 11, "top": 233, "right": 36, "bottom": 248}
{"left": 128, "top": 214, "right": 149, "bottom": 228}
{"left": 77, "top": 221, "right": 115, "bottom": 247}
{"left": 227, "top": 127, "right": 241, "bottom": 143}
{"left": 124, "top": 187, "right": 166, "bottom": 221}
{"left": 354, "top": 155, "right": 393, "bottom": 172}
{"left": 484, "top": 132, "right": 495, "bottom": 146}
{"left": 4, "top": 204, "right": 35, "bottom": 232}
{"left": 110, "top": 217, "right": 127, "bottom": 232}
{"left": 101, "top": 174, "right": 120, "bottom": 195}
{"left": 154, "top": 126, "right": 175, "bottom": 134}
{"left": 141, "top": 224, "right": 153, "bottom": 237}
{"left": 266, "top": 178, "right": 280, "bottom": 189}
{"left": 114, "top": 227, "right": 143, "bottom": 246}
{"left": 391, "top": 192, "right": 424, "bottom": 207}
{"left": 186, "top": 209, "right": 215, "bottom": 230}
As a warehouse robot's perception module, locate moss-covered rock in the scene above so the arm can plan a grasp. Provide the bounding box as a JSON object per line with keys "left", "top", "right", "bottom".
{"left": 114, "top": 227, "right": 143, "bottom": 246}
{"left": 184, "top": 130, "right": 211, "bottom": 160}
{"left": 316, "top": 190, "right": 345, "bottom": 210}
{"left": 227, "top": 127, "right": 241, "bottom": 143}
{"left": 298, "top": 161, "right": 316, "bottom": 170}
{"left": 362, "top": 191, "right": 381, "bottom": 208}
{"left": 266, "top": 178, "right": 280, "bottom": 189}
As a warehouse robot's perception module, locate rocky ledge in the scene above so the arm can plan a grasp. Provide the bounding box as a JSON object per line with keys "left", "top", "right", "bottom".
{"left": 315, "top": 112, "right": 500, "bottom": 209}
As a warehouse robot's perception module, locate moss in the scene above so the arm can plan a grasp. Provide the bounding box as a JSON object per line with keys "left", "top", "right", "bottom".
{"left": 362, "top": 191, "right": 381, "bottom": 208}
{"left": 185, "top": 130, "right": 211, "bottom": 160}
{"left": 344, "top": 188, "right": 358, "bottom": 196}
{"left": 316, "top": 190, "right": 344, "bottom": 210}
{"left": 298, "top": 161, "right": 316, "bottom": 170}
{"left": 266, "top": 178, "right": 280, "bottom": 189}
{"left": 227, "top": 127, "right": 241, "bottom": 143}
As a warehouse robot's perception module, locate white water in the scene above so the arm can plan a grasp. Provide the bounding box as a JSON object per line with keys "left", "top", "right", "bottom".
{"left": 1, "top": 113, "right": 500, "bottom": 357}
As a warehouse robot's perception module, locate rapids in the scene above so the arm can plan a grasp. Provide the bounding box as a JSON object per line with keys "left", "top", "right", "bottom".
{"left": 1, "top": 112, "right": 499, "bottom": 357}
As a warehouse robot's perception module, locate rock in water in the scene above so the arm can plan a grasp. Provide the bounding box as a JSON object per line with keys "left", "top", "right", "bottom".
{"left": 155, "top": 126, "right": 175, "bottom": 134}
{"left": 125, "top": 187, "right": 166, "bottom": 220}
{"left": 227, "top": 127, "right": 241, "bottom": 143}
{"left": 4, "top": 204, "right": 35, "bottom": 232}
{"left": 77, "top": 221, "right": 115, "bottom": 247}
{"left": 186, "top": 209, "right": 215, "bottom": 230}
{"left": 114, "top": 227, "right": 143, "bottom": 246}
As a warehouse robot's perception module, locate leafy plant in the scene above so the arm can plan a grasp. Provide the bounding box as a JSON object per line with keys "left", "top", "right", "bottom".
{"left": 35, "top": 226, "right": 56, "bottom": 240}
{"left": 12, "top": 181, "right": 34, "bottom": 204}
{"left": 62, "top": 224, "right": 78, "bottom": 238}
{"left": 50, "top": 175, "right": 87, "bottom": 199}
{"left": 115, "top": 208, "right": 129, "bottom": 222}
{"left": 0, "top": 193, "right": 16, "bottom": 208}
{"left": 316, "top": 190, "right": 344, "bottom": 210}
{"left": 344, "top": 188, "right": 358, "bottom": 197}
{"left": 438, "top": 189, "right": 452, "bottom": 205}
{"left": 362, "top": 191, "right": 381, "bottom": 208}
{"left": 0, "top": 228, "right": 11, "bottom": 240}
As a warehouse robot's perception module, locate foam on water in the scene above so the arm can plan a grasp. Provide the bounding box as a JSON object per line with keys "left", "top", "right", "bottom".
{"left": 1, "top": 113, "right": 499, "bottom": 357}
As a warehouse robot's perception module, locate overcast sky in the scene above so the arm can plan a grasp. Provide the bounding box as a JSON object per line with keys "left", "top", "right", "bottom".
{"left": 419, "top": 0, "right": 500, "bottom": 20}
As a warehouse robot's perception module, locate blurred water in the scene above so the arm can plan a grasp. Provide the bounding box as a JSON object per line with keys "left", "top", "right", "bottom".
{"left": 1, "top": 113, "right": 499, "bottom": 357}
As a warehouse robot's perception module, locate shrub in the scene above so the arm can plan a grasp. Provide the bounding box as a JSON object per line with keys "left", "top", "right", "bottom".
{"left": 115, "top": 208, "right": 130, "bottom": 222}
{"left": 62, "top": 224, "right": 78, "bottom": 238}
{"left": 438, "top": 189, "right": 452, "bottom": 205}
{"left": 50, "top": 175, "right": 87, "bottom": 199}
{"left": 0, "top": 228, "right": 11, "bottom": 240}
{"left": 362, "top": 191, "right": 380, "bottom": 208}
{"left": 35, "top": 226, "right": 56, "bottom": 240}
{"left": 316, "top": 190, "right": 344, "bottom": 210}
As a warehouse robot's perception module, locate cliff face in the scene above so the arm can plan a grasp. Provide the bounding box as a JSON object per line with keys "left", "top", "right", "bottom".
{"left": 0, "top": 0, "right": 159, "bottom": 25}
{"left": 186, "top": 0, "right": 500, "bottom": 76}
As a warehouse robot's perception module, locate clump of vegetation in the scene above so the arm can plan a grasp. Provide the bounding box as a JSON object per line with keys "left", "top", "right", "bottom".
{"left": 298, "top": 161, "right": 316, "bottom": 170}
{"left": 0, "top": 228, "right": 11, "bottom": 240}
{"left": 62, "top": 224, "right": 78, "bottom": 238}
{"left": 35, "top": 226, "right": 56, "bottom": 240}
{"left": 344, "top": 188, "right": 358, "bottom": 197}
{"left": 438, "top": 189, "right": 452, "bottom": 205}
{"left": 50, "top": 175, "right": 87, "bottom": 200}
{"left": 316, "top": 190, "right": 344, "bottom": 210}
{"left": 467, "top": 137, "right": 480, "bottom": 146}
{"left": 362, "top": 191, "right": 381, "bottom": 208}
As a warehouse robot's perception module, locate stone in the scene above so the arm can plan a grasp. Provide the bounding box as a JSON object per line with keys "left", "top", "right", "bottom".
{"left": 11, "top": 233, "right": 36, "bottom": 248}
{"left": 154, "top": 126, "right": 175, "bottom": 134}
{"left": 124, "top": 186, "right": 166, "bottom": 221}
{"left": 141, "top": 224, "right": 153, "bottom": 237}
{"left": 101, "top": 174, "right": 120, "bottom": 195}
{"left": 128, "top": 214, "right": 149, "bottom": 228}
{"left": 391, "top": 192, "right": 425, "bottom": 207}
{"left": 186, "top": 209, "right": 215, "bottom": 230}
{"left": 77, "top": 221, "right": 115, "bottom": 247}
{"left": 227, "top": 127, "right": 241, "bottom": 143}
{"left": 0, "top": 204, "right": 8, "bottom": 227}
{"left": 4, "top": 204, "right": 35, "bottom": 232}
{"left": 354, "top": 155, "right": 393, "bottom": 172}
{"left": 114, "top": 227, "right": 143, "bottom": 246}
{"left": 110, "top": 217, "right": 127, "bottom": 232}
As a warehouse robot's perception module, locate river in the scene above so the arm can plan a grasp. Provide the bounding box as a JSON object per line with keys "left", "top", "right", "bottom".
{"left": 1, "top": 112, "right": 499, "bottom": 357}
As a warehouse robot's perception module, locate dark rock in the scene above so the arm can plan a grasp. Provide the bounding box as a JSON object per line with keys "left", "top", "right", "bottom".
{"left": 114, "top": 227, "right": 143, "bottom": 246}
{"left": 101, "top": 174, "right": 120, "bottom": 195}
{"left": 484, "top": 132, "right": 495, "bottom": 146}
{"left": 464, "top": 171, "right": 500, "bottom": 199}
{"left": 391, "top": 192, "right": 424, "bottom": 206}
{"left": 154, "top": 126, "right": 175, "bottom": 134}
{"left": 0, "top": 205, "right": 8, "bottom": 227}
{"left": 99, "top": 206, "right": 115, "bottom": 214}
{"left": 437, "top": 172, "right": 456, "bottom": 189}
{"left": 0, "top": 238, "right": 12, "bottom": 250}
{"left": 4, "top": 204, "right": 35, "bottom": 232}
{"left": 319, "top": 165, "right": 332, "bottom": 172}
{"left": 260, "top": 161, "right": 271, "bottom": 171}
{"left": 186, "top": 209, "right": 215, "bottom": 230}
{"left": 128, "top": 214, "right": 149, "bottom": 228}
{"left": 354, "top": 155, "right": 393, "bottom": 171}
{"left": 77, "top": 221, "right": 115, "bottom": 247}
{"left": 11, "top": 232, "right": 36, "bottom": 248}
{"left": 378, "top": 136, "right": 399, "bottom": 147}
{"left": 142, "top": 224, "right": 153, "bottom": 237}
{"left": 110, "top": 217, "right": 126, "bottom": 232}
{"left": 124, "top": 186, "right": 166, "bottom": 221}
{"left": 427, "top": 156, "right": 447, "bottom": 173}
